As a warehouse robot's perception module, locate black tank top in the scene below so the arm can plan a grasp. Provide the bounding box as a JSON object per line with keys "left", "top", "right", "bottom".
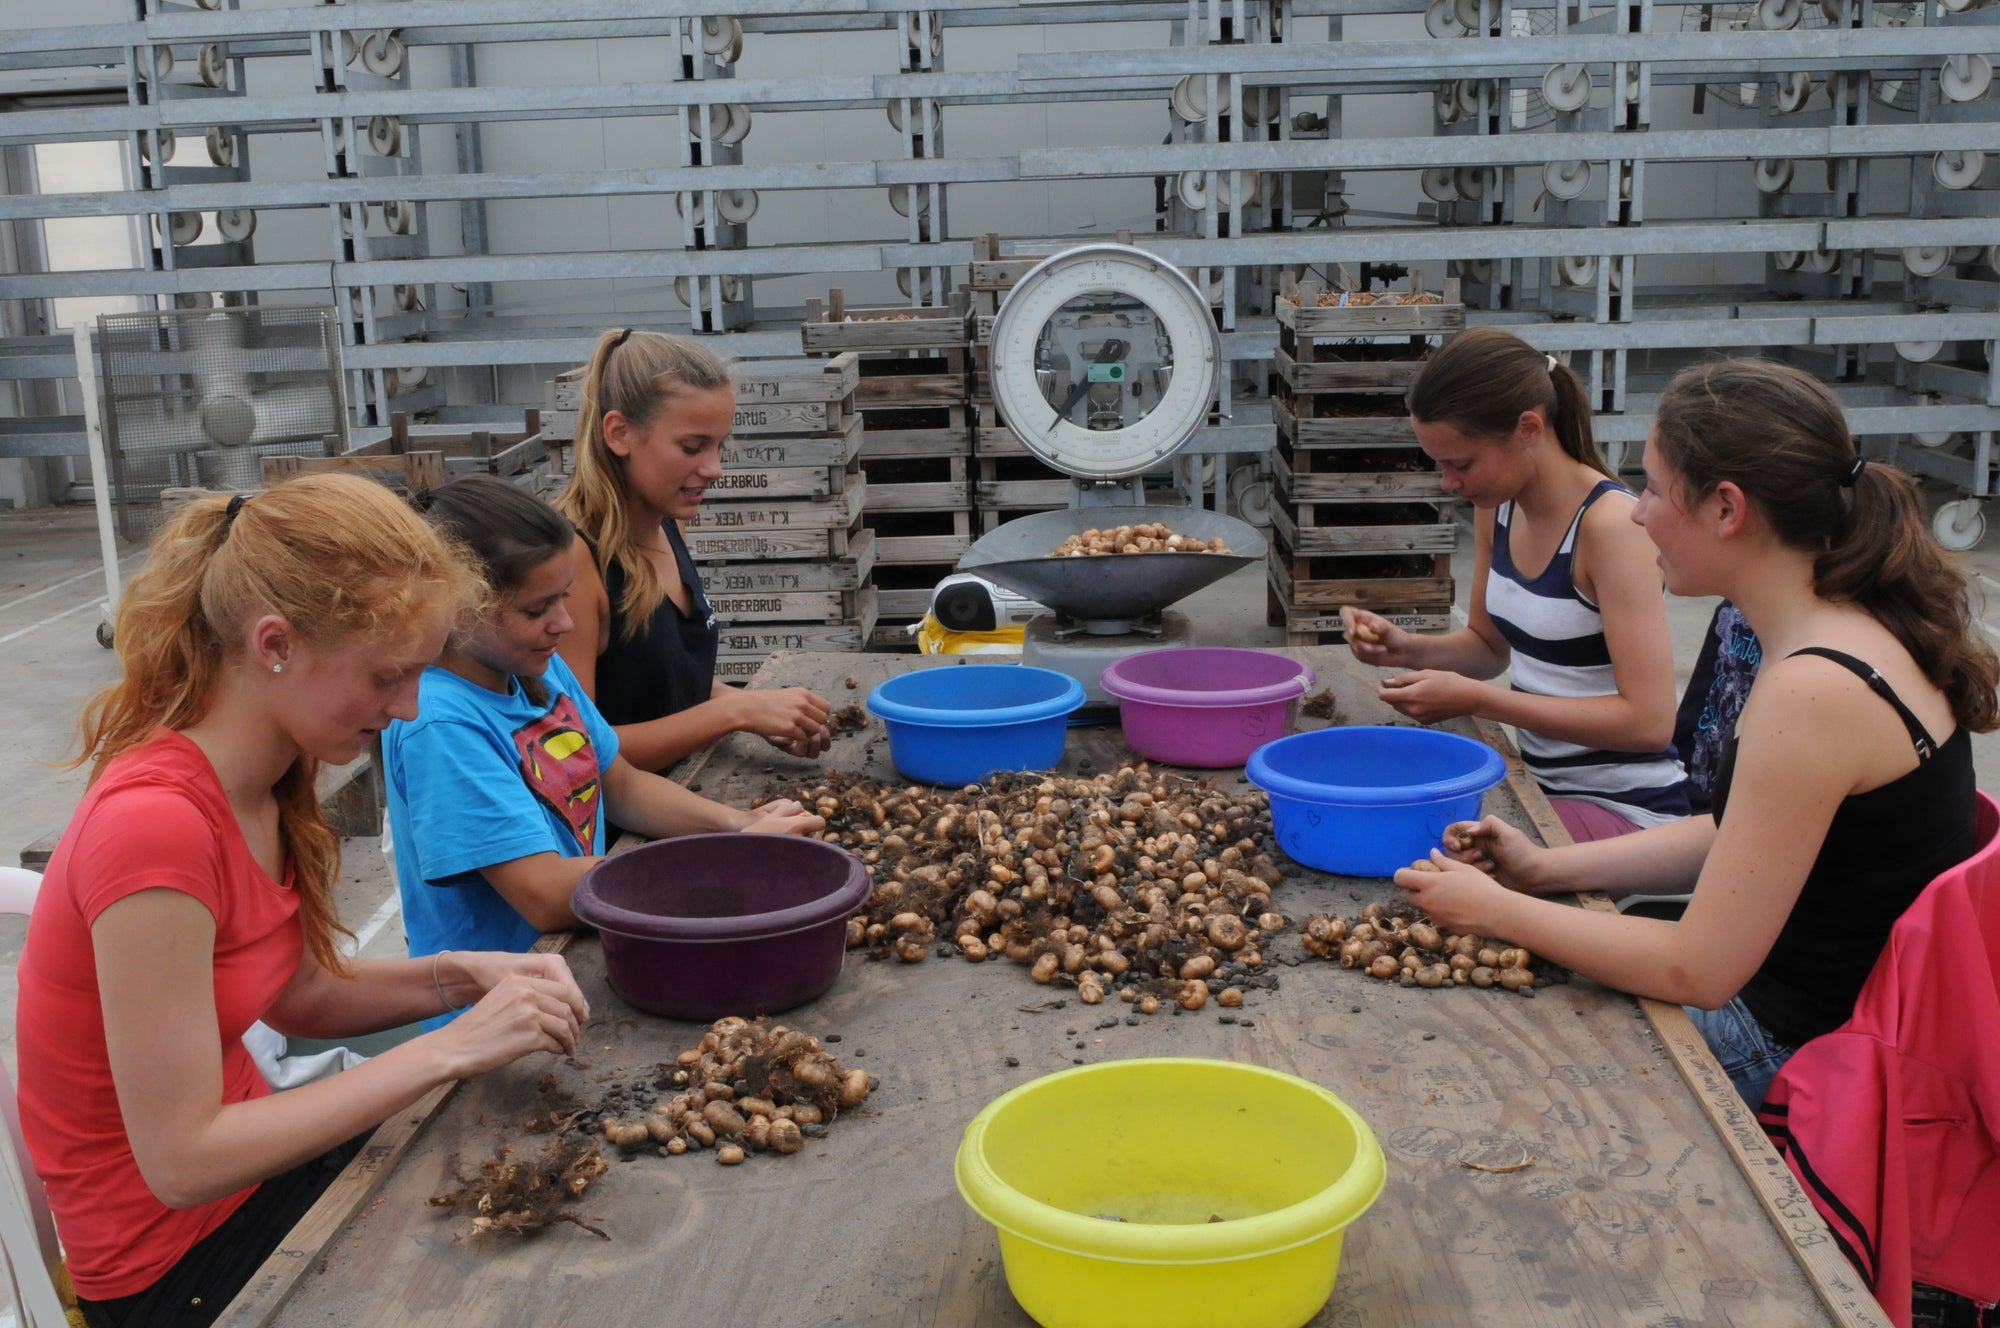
{"left": 1713, "top": 646, "right": 1976, "bottom": 1047}
{"left": 585, "top": 522, "right": 719, "bottom": 757}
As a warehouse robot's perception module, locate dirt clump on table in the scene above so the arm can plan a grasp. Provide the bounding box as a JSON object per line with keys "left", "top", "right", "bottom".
{"left": 826, "top": 701, "right": 868, "bottom": 735}
{"left": 1299, "top": 898, "right": 1561, "bottom": 995}
{"left": 765, "top": 764, "right": 1287, "bottom": 1013}
{"left": 1050, "top": 523, "right": 1232, "bottom": 557}
{"left": 1300, "top": 690, "right": 1339, "bottom": 721}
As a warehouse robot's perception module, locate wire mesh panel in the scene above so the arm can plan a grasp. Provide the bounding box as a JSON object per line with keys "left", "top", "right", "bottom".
{"left": 95, "top": 306, "right": 347, "bottom": 543}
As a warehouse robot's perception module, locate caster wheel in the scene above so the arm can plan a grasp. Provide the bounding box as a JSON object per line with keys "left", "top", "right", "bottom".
{"left": 1933, "top": 499, "right": 1987, "bottom": 552}
{"left": 96, "top": 620, "right": 115, "bottom": 650}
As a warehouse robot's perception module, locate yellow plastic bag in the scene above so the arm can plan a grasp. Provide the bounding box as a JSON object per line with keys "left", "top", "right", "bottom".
{"left": 916, "top": 612, "right": 1026, "bottom": 656}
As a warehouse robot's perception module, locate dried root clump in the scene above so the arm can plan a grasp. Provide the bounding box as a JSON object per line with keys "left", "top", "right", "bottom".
{"left": 826, "top": 701, "right": 868, "bottom": 736}
{"left": 1296, "top": 904, "right": 1557, "bottom": 997}
{"left": 428, "top": 1136, "right": 611, "bottom": 1241}
{"left": 769, "top": 766, "right": 1285, "bottom": 1014}
{"left": 1050, "top": 523, "right": 1232, "bottom": 557}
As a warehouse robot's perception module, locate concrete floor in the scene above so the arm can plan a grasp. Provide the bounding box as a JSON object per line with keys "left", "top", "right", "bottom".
{"left": 5, "top": 494, "right": 2000, "bottom": 1077}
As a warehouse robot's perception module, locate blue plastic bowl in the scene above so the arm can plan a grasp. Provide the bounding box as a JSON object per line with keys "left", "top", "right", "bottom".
{"left": 1245, "top": 726, "right": 1507, "bottom": 877}
{"left": 866, "top": 664, "right": 1086, "bottom": 786}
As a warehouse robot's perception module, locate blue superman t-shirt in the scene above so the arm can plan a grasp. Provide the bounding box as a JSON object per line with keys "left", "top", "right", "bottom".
{"left": 384, "top": 654, "right": 618, "bottom": 1023}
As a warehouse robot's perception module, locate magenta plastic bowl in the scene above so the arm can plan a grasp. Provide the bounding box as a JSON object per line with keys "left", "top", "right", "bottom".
{"left": 569, "top": 834, "right": 870, "bottom": 1020}
{"left": 1100, "top": 648, "right": 1316, "bottom": 768}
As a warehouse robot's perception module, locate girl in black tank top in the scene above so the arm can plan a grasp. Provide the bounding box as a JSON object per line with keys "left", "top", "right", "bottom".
{"left": 1383, "top": 359, "right": 1999, "bottom": 1111}
{"left": 584, "top": 522, "right": 718, "bottom": 734}
{"left": 552, "top": 328, "right": 833, "bottom": 775}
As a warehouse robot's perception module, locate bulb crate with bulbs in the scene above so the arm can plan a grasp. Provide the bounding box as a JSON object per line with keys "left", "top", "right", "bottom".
{"left": 1265, "top": 275, "right": 1462, "bottom": 643}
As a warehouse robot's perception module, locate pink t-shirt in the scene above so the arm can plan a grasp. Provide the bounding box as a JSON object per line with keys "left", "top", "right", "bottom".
{"left": 16, "top": 731, "right": 304, "bottom": 1300}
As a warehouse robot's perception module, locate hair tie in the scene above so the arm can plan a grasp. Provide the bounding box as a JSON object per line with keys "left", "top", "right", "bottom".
{"left": 223, "top": 492, "right": 247, "bottom": 528}
{"left": 410, "top": 485, "right": 435, "bottom": 513}
{"left": 1545, "top": 354, "right": 1559, "bottom": 374}
{"left": 608, "top": 327, "right": 634, "bottom": 354}
{"left": 1840, "top": 456, "right": 1867, "bottom": 487}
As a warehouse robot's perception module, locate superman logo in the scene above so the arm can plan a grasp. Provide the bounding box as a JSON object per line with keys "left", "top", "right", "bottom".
{"left": 512, "top": 694, "right": 602, "bottom": 852}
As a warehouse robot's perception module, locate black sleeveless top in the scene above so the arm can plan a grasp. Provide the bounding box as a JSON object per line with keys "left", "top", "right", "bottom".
{"left": 585, "top": 522, "right": 719, "bottom": 749}
{"left": 1714, "top": 647, "right": 1975, "bottom": 1047}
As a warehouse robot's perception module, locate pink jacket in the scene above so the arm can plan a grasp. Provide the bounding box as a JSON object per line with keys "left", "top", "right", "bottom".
{"left": 1758, "top": 791, "right": 2000, "bottom": 1325}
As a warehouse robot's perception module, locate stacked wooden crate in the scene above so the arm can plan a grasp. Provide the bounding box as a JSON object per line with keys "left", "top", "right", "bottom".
{"left": 1267, "top": 276, "right": 1463, "bottom": 643}
{"left": 964, "top": 235, "right": 1073, "bottom": 533}
{"left": 682, "top": 355, "right": 877, "bottom": 679}
{"left": 801, "top": 290, "right": 972, "bottom": 647}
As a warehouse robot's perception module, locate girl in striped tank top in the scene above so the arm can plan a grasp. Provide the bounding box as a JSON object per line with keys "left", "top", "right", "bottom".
{"left": 1339, "top": 328, "right": 1689, "bottom": 841}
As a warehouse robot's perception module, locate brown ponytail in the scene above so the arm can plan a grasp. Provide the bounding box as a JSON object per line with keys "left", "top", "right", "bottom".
{"left": 1653, "top": 358, "right": 1999, "bottom": 733}
{"left": 1406, "top": 326, "right": 1612, "bottom": 477}
{"left": 553, "top": 328, "right": 731, "bottom": 640}
{"left": 72, "top": 474, "right": 485, "bottom": 973}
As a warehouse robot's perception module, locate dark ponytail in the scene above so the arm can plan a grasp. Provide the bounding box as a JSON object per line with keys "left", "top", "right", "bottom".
{"left": 1406, "top": 326, "right": 1612, "bottom": 477}
{"left": 1654, "top": 358, "right": 1999, "bottom": 733}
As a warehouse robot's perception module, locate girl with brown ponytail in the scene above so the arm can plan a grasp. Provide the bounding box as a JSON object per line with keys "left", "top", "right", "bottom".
{"left": 1343, "top": 326, "right": 1689, "bottom": 841}
{"left": 555, "top": 328, "right": 832, "bottom": 773}
{"left": 1399, "top": 358, "right": 1997, "bottom": 1110}
{"left": 15, "top": 475, "right": 590, "bottom": 1327}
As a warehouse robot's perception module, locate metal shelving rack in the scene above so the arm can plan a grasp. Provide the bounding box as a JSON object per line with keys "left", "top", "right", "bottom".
{"left": 3, "top": 0, "right": 1996, "bottom": 537}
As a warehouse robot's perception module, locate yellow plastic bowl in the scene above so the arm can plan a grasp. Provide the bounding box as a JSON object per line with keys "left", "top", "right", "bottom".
{"left": 954, "top": 1057, "right": 1385, "bottom": 1328}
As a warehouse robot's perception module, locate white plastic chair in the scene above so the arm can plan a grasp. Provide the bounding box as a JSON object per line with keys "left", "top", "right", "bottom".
{"left": 0, "top": 866, "right": 74, "bottom": 1328}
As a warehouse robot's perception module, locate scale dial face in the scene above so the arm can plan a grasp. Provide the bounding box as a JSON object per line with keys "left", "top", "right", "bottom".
{"left": 988, "top": 243, "right": 1222, "bottom": 482}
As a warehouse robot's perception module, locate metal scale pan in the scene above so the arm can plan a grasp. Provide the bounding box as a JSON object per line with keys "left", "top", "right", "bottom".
{"left": 959, "top": 505, "right": 1264, "bottom": 630}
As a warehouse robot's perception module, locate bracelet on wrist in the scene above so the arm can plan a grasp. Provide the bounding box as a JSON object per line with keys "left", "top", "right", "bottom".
{"left": 432, "top": 949, "right": 467, "bottom": 1013}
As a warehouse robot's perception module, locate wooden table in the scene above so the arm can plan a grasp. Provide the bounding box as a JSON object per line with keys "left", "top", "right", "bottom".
{"left": 229, "top": 648, "right": 1890, "bottom": 1328}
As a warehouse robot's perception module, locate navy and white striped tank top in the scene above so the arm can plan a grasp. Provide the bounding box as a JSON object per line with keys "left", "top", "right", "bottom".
{"left": 1488, "top": 479, "right": 1690, "bottom": 827}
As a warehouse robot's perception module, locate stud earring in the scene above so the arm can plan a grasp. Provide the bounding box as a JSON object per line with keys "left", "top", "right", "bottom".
{"left": 272, "top": 663, "right": 283, "bottom": 674}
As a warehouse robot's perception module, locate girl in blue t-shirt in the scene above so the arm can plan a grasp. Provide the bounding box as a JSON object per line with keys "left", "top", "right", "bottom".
{"left": 385, "top": 476, "right": 821, "bottom": 984}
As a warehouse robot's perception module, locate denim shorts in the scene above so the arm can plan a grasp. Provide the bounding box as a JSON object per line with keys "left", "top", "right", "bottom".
{"left": 1683, "top": 996, "right": 1798, "bottom": 1111}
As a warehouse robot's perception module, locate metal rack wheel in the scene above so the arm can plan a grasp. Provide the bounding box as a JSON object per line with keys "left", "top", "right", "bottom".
{"left": 1933, "top": 498, "right": 1987, "bottom": 552}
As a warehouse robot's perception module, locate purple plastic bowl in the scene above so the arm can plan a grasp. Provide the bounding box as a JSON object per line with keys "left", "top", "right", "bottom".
{"left": 1100, "top": 648, "right": 1316, "bottom": 768}
{"left": 569, "top": 834, "right": 870, "bottom": 1020}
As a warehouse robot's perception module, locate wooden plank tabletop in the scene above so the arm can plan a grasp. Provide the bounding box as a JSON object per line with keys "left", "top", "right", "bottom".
{"left": 238, "top": 647, "right": 1886, "bottom": 1328}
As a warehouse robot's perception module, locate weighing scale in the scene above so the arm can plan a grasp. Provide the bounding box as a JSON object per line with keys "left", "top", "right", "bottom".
{"left": 952, "top": 243, "right": 1265, "bottom": 720}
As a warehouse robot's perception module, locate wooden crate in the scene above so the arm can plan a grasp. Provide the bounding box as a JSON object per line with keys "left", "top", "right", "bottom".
{"left": 345, "top": 410, "right": 552, "bottom": 481}
{"left": 969, "top": 397, "right": 1027, "bottom": 457}
{"left": 1272, "top": 395, "right": 1417, "bottom": 447}
{"left": 862, "top": 454, "right": 971, "bottom": 515}
{"left": 261, "top": 450, "right": 443, "bottom": 493}
{"left": 685, "top": 497, "right": 869, "bottom": 565}
{"left": 1266, "top": 512, "right": 1455, "bottom": 642}
{"left": 1271, "top": 442, "right": 1447, "bottom": 506}
{"left": 853, "top": 353, "right": 967, "bottom": 409}
{"left": 974, "top": 453, "right": 1069, "bottom": 512}
{"left": 964, "top": 232, "right": 1060, "bottom": 317}
{"left": 1272, "top": 276, "right": 1459, "bottom": 396}
{"left": 1264, "top": 579, "right": 1453, "bottom": 642}
{"left": 1273, "top": 276, "right": 1466, "bottom": 337}
{"left": 713, "top": 587, "right": 880, "bottom": 667}
{"left": 802, "top": 290, "right": 970, "bottom": 354}
{"left": 721, "top": 414, "right": 864, "bottom": 470}
{"left": 866, "top": 509, "right": 975, "bottom": 566}
{"left": 543, "top": 353, "right": 860, "bottom": 441}
{"left": 855, "top": 402, "right": 971, "bottom": 459}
